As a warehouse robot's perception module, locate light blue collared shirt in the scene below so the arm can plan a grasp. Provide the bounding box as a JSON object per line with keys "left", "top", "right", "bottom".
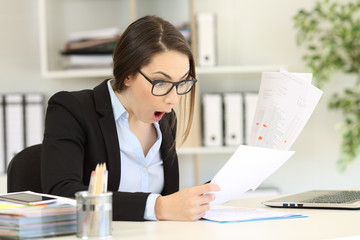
{"left": 107, "top": 79, "right": 164, "bottom": 220}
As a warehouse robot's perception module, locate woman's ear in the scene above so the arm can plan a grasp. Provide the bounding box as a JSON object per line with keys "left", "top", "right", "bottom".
{"left": 124, "top": 74, "right": 134, "bottom": 87}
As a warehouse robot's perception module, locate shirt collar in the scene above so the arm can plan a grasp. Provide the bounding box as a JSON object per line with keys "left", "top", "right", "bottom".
{"left": 107, "top": 79, "right": 162, "bottom": 138}
{"left": 107, "top": 79, "right": 128, "bottom": 121}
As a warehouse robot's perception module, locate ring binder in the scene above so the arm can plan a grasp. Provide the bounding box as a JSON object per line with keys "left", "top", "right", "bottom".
{"left": 223, "top": 93, "right": 244, "bottom": 146}
{"left": 202, "top": 93, "right": 223, "bottom": 146}
{"left": 244, "top": 92, "right": 259, "bottom": 145}
{"left": 24, "top": 93, "right": 44, "bottom": 147}
{"left": 4, "top": 94, "right": 24, "bottom": 168}
{"left": 0, "top": 95, "right": 5, "bottom": 173}
{"left": 197, "top": 13, "right": 216, "bottom": 66}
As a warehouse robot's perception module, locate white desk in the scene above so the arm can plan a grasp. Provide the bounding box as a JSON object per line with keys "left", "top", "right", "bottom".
{"left": 50, "top": 196, "right": 360, "bottom": 240}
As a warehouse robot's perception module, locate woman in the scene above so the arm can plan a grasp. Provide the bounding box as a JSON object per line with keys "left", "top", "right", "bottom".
{"left": 41, "top": 15, "right": 220, "bottom": 221}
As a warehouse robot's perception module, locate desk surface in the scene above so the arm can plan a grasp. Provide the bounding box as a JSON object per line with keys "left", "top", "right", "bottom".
{"left": 50, "top": 196, "right": 360, "bottom": 240}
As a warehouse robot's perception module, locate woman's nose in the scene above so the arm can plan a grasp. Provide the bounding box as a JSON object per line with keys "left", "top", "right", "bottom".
{"left": 165, "top": 87, "right": 181, "bottom": 105}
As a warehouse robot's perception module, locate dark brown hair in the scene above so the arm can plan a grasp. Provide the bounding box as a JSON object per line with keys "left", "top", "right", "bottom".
{"left": 112, "top": 15, "right": 196, "bottom": 145}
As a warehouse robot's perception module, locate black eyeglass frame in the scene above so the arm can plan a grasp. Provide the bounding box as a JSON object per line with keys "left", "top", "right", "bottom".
{"left": 137, "top": 69, "right": 197, "bottom": 96}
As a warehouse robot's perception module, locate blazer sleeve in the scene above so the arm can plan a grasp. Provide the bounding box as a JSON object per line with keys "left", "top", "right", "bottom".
{"left": 41, "top": 91, "right": 89, "bottom": 195}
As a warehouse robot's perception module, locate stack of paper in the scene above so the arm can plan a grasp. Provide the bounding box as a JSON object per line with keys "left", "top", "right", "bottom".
{"left": 210, "top": 69, "right": 323, "bottom": 206}
{"left": 62, "top": 27, "right": 121, "bottom": 70}
{"left": 0, "top": 196, "right": 76, "bottom": 238}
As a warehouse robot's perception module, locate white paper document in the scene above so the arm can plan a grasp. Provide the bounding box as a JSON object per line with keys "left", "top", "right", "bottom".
{"left": 203, "top": 206, "right": 305, "bottom": 223}
{"left": 247, "top": 69, "right": 323, "bottom": 150}
{"left": 209, "top": 69, "right": 322, "bottom": 206}
{"left": 210, "top": 145, "right": 295, "bottom": 206}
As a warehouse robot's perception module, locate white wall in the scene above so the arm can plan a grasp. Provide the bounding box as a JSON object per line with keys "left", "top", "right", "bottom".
{"left": 187, "top": 0, "right": 360, "bottom": 195}
{"left": 1, "top": 0, "right": 360, "bottom": 195}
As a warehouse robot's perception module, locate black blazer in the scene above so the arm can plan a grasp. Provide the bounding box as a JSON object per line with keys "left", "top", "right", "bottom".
{"left": 41, "top": 80, "right": 179, "bottom": 221}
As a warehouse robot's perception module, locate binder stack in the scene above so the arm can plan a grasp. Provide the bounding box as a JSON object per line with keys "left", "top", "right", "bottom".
{"left": 0, "top": 93, "right": 44, "bottom": 173}
{"left": 201, "top": 91, "right": 258, "bottom": 147}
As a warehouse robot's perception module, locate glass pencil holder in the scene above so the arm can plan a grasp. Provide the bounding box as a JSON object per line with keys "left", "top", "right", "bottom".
{"left": 75, "top": 191, "right": 113, "bottom": 239}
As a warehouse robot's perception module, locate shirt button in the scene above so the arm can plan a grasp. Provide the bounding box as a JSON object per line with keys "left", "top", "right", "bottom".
{"left": 142, "top": 167, "right": 148, "bottom": 173}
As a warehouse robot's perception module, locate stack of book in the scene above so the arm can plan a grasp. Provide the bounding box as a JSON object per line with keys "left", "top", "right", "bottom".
{"left": 175, "top": 22, "right": 191, "bottom": 44}
{"left": 0, "top": 194, "right": 76, "bottom": 239}
{"left": 61, "top": 27, "right": 121, "bottom": 70}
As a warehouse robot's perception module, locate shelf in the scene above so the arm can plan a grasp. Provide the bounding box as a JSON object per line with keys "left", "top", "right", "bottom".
{"left": 41, "top": 68, "right": 113, "bottom": 79}
{"left": 38, "top": 0, "right": 132, "bottom": 79}
{"left": 39, "top": 0, "right": 191, "bottom": 80}
{"left": 196, "top": 65, "right": 285, "bottom": 75}
{"left": 177, "top": 146, "right": 238, "bottom": 155}
{"left": 40, "top": 65, "right": 285, "bottom": 79}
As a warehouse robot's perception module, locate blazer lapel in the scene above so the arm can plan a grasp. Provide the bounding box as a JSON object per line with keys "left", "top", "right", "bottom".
{"left": 93, "top": 80, "right": 121, "bottom": 191}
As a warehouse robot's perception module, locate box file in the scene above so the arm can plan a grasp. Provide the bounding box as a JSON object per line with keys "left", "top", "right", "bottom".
{"left": 0, "top": 95, "right": 5, "bottom": 173}
{"left": 197, "top": 13, "right": 216, "bottom": 66}
{"left": 223, "top": 93, "right": 244, "bottom": 146}
{"left": 202, "top": 93, "right": 223, "bottom": 146}
{"left": 4, "top": 94, "right": 25, "bottom": 168}
{"left": 244, "top": 92, "right": 259, "bottom": 144}
{"left": 25, "top": 94, "right": 44, "bottom": 147}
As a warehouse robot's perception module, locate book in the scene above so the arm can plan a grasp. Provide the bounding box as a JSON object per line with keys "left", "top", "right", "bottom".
{"left": 63, "top": 54, "right": 113, "bottom": 70}
{"left": 66, "top": 27, "right": 121, "bottom": 42}
{"left": 64, "top": 37, "right": 119, "bottom": 51}
{"left": 62, "top": 40, "right": 118, "bottom": 55}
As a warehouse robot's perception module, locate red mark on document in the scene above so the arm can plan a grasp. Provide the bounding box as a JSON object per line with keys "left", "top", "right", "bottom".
{"left": 258, "top": 136, "right": 263, "bottom": 140}
{"left": 263, "top": 124, "right": 267, "bottom": 127}
{"left": 256, "top": 122, "right": 259, "bottom": 126}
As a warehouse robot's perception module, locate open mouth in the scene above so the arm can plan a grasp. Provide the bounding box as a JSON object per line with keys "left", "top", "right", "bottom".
{"left": 152, "top": 111, "right": 165, "bottom": 122}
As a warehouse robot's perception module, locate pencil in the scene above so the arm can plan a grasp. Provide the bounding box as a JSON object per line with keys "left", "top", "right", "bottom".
{"left": 88, "top": 170, "right": 96, "bottom": 193}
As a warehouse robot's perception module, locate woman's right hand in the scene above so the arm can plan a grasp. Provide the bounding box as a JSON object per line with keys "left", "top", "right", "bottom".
{"left": 154, "top": 183, "right": 220, "bottom": 221}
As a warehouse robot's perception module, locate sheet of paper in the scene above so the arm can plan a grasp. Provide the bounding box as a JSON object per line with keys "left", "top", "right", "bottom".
{"left": 210, "top": 145, "right": 294, "bottom": 206}
{"left": 247, "top": 69, "right": 323, "bottom": 150}
{"left": 203, "top": 205, "right": 306, "bottom": 223}
{"left": 278, "top": 83, "right": 323, "bottom": 150}
{"left": 0, "top": 201, "right": 23, "bottom": 209}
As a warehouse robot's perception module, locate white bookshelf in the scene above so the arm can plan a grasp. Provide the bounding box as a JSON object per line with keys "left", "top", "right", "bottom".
{"left": 177, "top": 146, "right": 238, "bottom": 155}
{"left": 197, "top": 65, "right": 285, "bottom": 75}
{"left": 37, "top": 0, "right": 285, "bottom": 185}
{"left": 40, "top": 68, "right": 113, "bottom": 79}
{"left": 38, "top": 0, "right": 283, "bottom": 79}
{"left": 38, "top": 65, "right": 284, "bottom": 79}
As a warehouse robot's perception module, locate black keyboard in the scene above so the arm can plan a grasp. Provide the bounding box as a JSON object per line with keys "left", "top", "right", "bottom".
{"left": 302, "top": 191, "right": 360, "bottom": 204}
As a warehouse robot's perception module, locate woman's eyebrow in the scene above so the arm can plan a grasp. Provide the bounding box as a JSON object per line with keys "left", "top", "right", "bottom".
{"left": 152, "top": 70, "right": 190, "bottom": 80}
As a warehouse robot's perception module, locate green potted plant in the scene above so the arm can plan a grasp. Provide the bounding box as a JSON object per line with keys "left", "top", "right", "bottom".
{"left": 294, "top": 0, "right": 360, "bottom": 171}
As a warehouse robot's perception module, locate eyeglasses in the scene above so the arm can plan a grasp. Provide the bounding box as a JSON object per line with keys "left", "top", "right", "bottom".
{"left": 138, "top": 70, "right": 197, "bottom": 96}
